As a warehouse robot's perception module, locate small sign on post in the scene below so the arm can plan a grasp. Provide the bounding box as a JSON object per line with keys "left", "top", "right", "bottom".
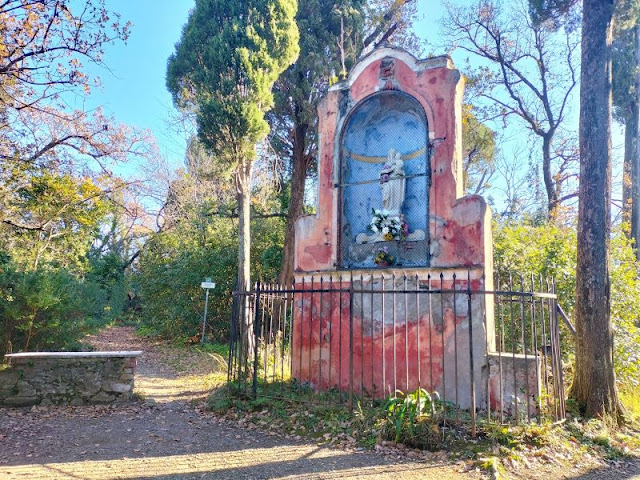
{"left": 200, "top": 278, "right": 216, "bottom": 344}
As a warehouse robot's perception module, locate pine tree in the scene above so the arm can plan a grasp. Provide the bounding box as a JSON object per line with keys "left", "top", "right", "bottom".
{"left": 167, "top": 0, "right": 299, "bottom": 356}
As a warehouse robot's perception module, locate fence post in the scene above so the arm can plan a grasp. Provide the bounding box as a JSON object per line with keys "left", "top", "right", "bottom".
{"left": 467, "top": 269, "right": 476, "bottom": 438}
{"left": 349, "top": 274, "right": 354, "bottom": 411}
{"left": 227, "top": 281, "right": 238, "bottom": 388}
{"left": 252, "top": 281, "right": 261, "bottom": 400}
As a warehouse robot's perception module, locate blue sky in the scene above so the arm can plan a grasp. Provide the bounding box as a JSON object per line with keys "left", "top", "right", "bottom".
{"left": 82, "top": 0, "right": 193, "bottom": 168}
{"left": 82, "top": 1, "right": 451, "bottom": 171}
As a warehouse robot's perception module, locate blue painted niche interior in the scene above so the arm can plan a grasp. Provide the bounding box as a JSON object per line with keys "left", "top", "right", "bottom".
{"left": 341, "top": 91, "right": 430, "bottom": 268}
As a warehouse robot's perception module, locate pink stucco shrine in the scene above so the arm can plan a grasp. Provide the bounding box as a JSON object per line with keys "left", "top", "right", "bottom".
{"left": 290, "top": 46, "right": 518, "bottom": 411}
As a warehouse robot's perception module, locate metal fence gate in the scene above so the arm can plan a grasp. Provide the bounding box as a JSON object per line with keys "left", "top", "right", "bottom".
{"left": 227, "top": 272, "right": 568, "bottom": 432}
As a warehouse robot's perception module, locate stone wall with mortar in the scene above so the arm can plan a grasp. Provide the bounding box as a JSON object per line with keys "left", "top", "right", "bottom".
{"left": 0, "top": 351, "right": 141, "bottom": 406}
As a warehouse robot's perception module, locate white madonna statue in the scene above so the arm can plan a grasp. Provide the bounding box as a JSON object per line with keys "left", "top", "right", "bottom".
{"left": 379, "top": 148, "right": 405, "bottom": 216}
{"left": 354, "top": 148, "right": 425, "bottom": 245}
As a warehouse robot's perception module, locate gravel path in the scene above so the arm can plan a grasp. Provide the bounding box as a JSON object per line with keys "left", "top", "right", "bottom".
{"left": 0, "top": 326, "right": 482, "bottom": 479}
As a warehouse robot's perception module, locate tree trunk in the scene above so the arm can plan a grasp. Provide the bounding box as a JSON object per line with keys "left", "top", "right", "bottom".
{"left": 542, "top": 134, "right": 558, "bottom": 219}
{"left": 570, "top": 0, "right": 623, "bottom": 421}
{"left": 632, "top": 24, "right": 640, "bottom": 260}
{"left": 623, "top": 110, "right": 634, "bottom": 229}
{"left": 236, "top": 159, "right": 254, "bottom": 361}
{"left": 278, "top": 121, "right": 308, "bottom": 286}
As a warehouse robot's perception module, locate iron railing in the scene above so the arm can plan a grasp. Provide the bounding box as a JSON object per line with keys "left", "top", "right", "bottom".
{"left": 227, "top": 271, "right": 567, "bottom": 433}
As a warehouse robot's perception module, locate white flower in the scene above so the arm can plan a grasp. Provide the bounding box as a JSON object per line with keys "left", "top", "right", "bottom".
{"left": 382, "top": 227, "right": 389, "bottom": 234}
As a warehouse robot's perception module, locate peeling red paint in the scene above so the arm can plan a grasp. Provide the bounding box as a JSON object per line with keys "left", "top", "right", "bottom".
{"left": 291, "top": 48, "right": 495, "bottom": 407}
{"left": 303, "top": 245, "right": 331, "bottom": 264}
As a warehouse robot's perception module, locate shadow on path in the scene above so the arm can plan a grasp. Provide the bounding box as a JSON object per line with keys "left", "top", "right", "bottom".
{"left": 0, "top": 327, "right": 477, "bottom": 480}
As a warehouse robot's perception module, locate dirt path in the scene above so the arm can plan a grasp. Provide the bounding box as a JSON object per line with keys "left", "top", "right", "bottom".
{"left": 0, "top": 326, "right": 483, "bottom": 479}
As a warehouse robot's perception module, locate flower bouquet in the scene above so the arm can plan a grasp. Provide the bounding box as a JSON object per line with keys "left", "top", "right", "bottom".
{"left": 369, "top": 209, "right": 409, "bottom": 241}
{"left": 374, "top": 246, "right": 394, "bottom": 267}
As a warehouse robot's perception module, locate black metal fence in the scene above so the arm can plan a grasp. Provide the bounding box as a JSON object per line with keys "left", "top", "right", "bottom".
{"left": 227, "top": 270, "right": 568, "bottom": 432}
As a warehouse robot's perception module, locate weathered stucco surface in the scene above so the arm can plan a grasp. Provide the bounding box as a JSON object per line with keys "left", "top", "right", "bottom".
{"left": 0, "top": 352, "right": 140, "bottom": 406}
{"left": 291, "top": 269, "right": 489, "bottom": 409}
{"left": 294, "top": 47, "right": 492, "bottom": 272}
{"left": 488, "top": 352, "right": 541, "bottom": 419}
{"left": 291, "top": 47, "right": 515, "bottom": 411}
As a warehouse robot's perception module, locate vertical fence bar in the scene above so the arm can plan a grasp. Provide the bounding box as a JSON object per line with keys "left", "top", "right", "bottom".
{"left": 270, "top": 285, "right": 278, "bottom": 386}
{"left": 415, "top": 274, "right": 421, "bottom": 410}
{"left": 279, "top": 283, "right": 286, "bottom": 394}
{"left": 243, "top": 286, "right": 252, "bottom": 397}
{"left": 261, "top": 285, "right": 268, "bottom": 386}
{"left": 404, "top": 274, "right": 409, "bottom": 393}
{"left": 440, "top": 273, "right": 446, "bottom": 419}
{"left": 550, "top": 278, "right": 564, "bottom": 421}
{"left": 349, "top": 272, "right": 354, "bottom": 410}
{"left": 309, "top": 276, "right": 314, "bottom": 399}
{"left": 427, "top": 274, "right": 433, "bottom": 393}
{"left": 553, "top": 278, "right": 566, "bottom": 420}
{"left": 483, "top": 271, "right": 490, "bottom": 422}
{"left": 329, "top": 275, "right": 334, "bottom": 390}
{"left": 509, "top": 275, "right": 518, "bottom": 424}
{"left": 371, "top": 274, "right": 375, "bottom": 397}
{"left": 382, "top": 274, "right": 386, "bottom": 395}
{"left": 299, "top": 276, "right": 305, "bottom": 397}
{"left": 393, "top": 273, "right": 397, "bottom": 394}
{"left": 252, "top": 282, "right": 262, "bottom": 399}
{"left": 319, "top": 277, "right": 324, "bottom": 391}
{"left": 496, "top": 276, "right": 504, "bottom": 424}
{"left": 453, "top": 272, "right": 459, "bottom": 421}
{"left": 519, "top": 277, "right": 531, "bottom": 423}
{"left": 360, "top": 273, "right": 365, "bottom": 396}
{"left": 339, "top": 273, "right": 344, "bottom": 400}
{"left": 530, "top": 276, "right": 541, "bottom": 422}
{"left": 548, "top": 277, "right": 557, "bottom": 419}
{"left": 538, "top": 275, "right": 550, "bottom": 414}
{"left": 288, "top": 278, "right": 295, "bottom": 399}
{"left": 467, "top": 269, "right": 476, "bottom": 438}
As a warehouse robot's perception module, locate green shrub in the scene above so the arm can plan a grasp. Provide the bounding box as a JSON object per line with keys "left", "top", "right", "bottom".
{"left": 382, "top": 388, "right": 445, "bottom": 449}
{"left": 135, "top": 215, "right": 284, "bottom": 342}
{"left": 0, "top": 255, "right": 105, "bottom": 352}
{"left": 494, "top": 221, "right": 640, "bottom": 389}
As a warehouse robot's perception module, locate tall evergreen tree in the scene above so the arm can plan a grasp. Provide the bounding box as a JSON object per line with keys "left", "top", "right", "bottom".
{"left": 572, "top": 0, "right": 624, "bottom": 420}
{"left": 167, "top": 0, "right": 299, "bottom": 353}
{"left": 612, "top": 0, "right": 640, "bottom": 257}
{"left": 269, "top": 1, "right": 365, "bottom": 284}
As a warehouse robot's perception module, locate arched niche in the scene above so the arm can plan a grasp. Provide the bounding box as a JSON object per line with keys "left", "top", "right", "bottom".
{"left": 338, "top": 90, "right": 430, "bottom": 269}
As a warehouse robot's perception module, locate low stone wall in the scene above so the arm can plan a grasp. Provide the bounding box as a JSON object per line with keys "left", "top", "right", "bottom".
{"left": 0, "top": 351, "right": 142, "bottom": 407}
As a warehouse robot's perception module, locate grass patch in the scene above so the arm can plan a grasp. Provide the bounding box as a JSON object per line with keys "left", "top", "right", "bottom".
{"left": 621, "top": 386, "right": 640, "bottom": 421}
{"left": 208, "top": 382, "right": 386, "bottom": 448}
{"left": 197, "top": 342, "right": 229, "bottom": 359}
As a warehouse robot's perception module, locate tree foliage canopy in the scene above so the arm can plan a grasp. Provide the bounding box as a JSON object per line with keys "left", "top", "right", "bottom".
{"left": 166, "top": 0, "right": 300, "bottom": 161}
{"left": 443, "top": 0, "right": 580, "bottom": 218}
